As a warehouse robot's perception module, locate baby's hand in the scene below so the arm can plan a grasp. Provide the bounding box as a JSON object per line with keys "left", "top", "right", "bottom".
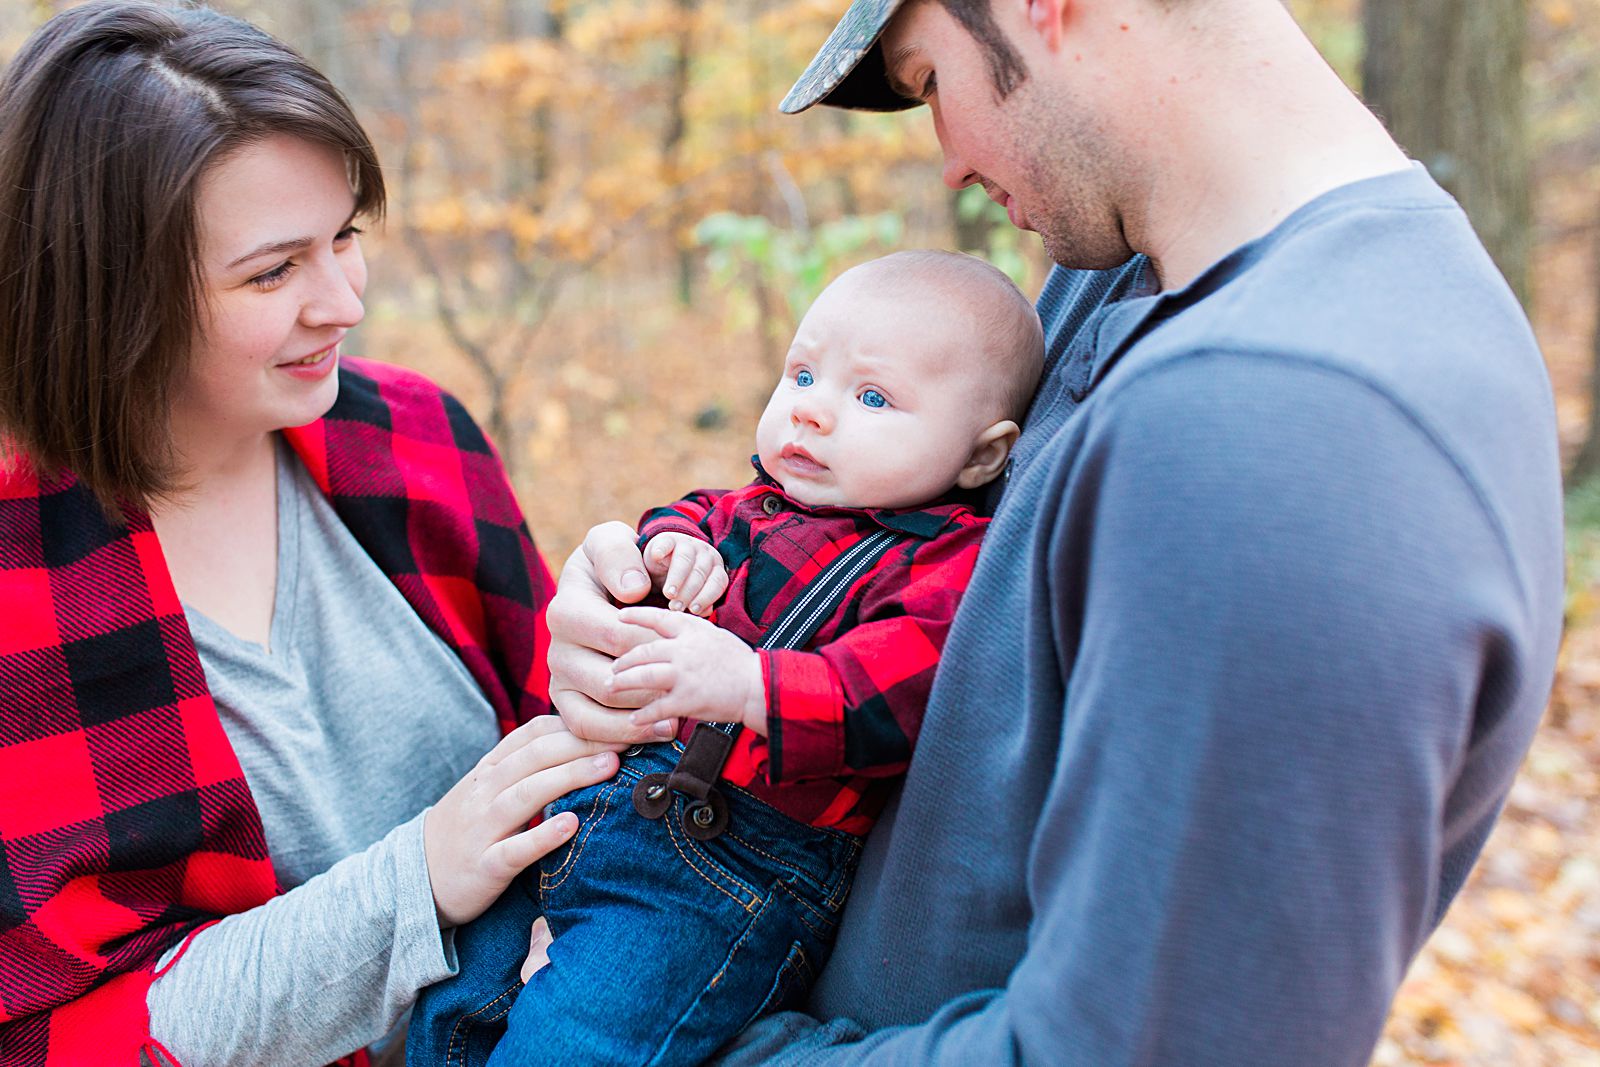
{"left": 642, "top": 532, "right": 728, "bottom": 616}
{"left": 609, "top": 607, "right": 767, "bottom": 736}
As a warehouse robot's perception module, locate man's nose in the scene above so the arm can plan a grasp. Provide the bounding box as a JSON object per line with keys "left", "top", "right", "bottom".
{"left": 934, "top": 108, "right": 978, "bottom": 190}
{"left": 942, "top": 152, "right": 979, "bottom": 191}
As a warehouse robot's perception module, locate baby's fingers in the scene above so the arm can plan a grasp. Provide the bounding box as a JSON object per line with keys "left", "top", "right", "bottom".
{"left": 687, "top": 565, "right": 729, "bottom": 617}
{"left": 643, "top": 535, "right": 676, "bottom": 579}
{"left": 611, "top": 639, "right": 674, "bottom": 673}
{"left": 662, "top": 544, "right": 699, "bottom": 606}
{"left": 610, "top": 662, "right": 676, "bottom": 693}
{"left": 628, "top": 694, "right": 682, "bottom": 727}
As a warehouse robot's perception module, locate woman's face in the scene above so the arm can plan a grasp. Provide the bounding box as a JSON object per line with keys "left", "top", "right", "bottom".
{"left": 175, "top": 134, "right": 367, "bottom": 456}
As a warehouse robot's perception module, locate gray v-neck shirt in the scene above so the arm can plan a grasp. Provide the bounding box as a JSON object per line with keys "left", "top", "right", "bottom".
{"left": 148, "top": 440, "right": 501, "bottom": 1066}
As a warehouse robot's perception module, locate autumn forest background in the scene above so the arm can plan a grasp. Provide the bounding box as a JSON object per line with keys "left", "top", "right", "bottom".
{"left": 2, "top": 0, "right": 1598, "bottom": 1061}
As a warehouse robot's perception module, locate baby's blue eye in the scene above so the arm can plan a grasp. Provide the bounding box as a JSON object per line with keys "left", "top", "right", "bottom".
{"left": 795, "top": 370, "right": 814, "bottom": 387}
{"left": 860, "top": 389, "right": 888, "bottom": 409}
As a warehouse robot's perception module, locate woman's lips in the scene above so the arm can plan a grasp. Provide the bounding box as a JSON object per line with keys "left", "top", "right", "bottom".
{"left": 277, "top": 343, "right": 339, "bottom": 381}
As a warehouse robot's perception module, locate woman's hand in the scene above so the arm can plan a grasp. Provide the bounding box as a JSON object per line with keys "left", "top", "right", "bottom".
{"left": 423, "top": 715, "right": 622, "bottom": 927}
{"left": 547, "top": 522, "right": 681, "bottom": 743}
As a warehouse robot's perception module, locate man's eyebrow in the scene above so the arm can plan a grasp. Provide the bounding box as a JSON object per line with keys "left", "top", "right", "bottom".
{"left": 883, "top": 45, "right": 923, "bottom": 98}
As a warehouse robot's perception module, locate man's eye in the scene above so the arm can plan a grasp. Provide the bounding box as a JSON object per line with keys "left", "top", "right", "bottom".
{"left": 860, "top": 389, "right": 888, "bottom": 409}
{"left": 796, "top": 370, "right": 814, "bottom": 387}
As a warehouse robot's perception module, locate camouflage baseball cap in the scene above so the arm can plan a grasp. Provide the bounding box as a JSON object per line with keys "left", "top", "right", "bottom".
{"left": 780, "top": 0, "right": 920, "bottom": 114}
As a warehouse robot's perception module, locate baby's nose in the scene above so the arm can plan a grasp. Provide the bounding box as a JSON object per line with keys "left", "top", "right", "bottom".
{"left": 791, "top": 399, "right": 831, "bottom": 431}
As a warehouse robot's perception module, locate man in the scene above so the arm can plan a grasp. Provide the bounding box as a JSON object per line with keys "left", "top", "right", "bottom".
{"left": 545, "top": 0, "right": 1564, "bottom": 1062}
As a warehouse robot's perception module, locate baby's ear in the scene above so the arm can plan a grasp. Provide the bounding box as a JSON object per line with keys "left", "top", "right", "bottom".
{"left": 956, "top": 420, "right": 1021, "bottom": 490}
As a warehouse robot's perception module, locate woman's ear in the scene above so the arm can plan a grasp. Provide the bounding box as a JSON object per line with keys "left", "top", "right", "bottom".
{"left": 956, "top": 419, "right": 1022, "bottom": 489}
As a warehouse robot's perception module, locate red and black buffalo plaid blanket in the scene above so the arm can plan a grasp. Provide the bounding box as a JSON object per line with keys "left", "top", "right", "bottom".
{"left": 0, "top": 359, "right": 552, "bottom": 1066}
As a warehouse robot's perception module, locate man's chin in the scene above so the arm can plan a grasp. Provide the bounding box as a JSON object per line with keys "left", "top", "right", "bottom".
{"left": 1040, "top": 229, "right": 1137, "bottom": 272}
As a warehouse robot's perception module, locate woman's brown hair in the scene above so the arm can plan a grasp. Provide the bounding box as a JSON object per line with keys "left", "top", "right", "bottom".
{"left": 0, "top": 0, "right": 385, "bottom": 512}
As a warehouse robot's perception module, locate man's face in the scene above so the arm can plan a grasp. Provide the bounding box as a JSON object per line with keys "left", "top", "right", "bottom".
{"left": 880, "top": 0, "right": 1135, "bottom": 269}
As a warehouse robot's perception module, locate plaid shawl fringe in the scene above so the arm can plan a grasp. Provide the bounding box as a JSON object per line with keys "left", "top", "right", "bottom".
{"left": 0, "top": 359, "right": 552, "bottom": 1065}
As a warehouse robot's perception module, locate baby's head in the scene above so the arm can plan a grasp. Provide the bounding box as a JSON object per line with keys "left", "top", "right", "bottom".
{"left": 756, "top": 250, "right": 1044, "bottom": 510}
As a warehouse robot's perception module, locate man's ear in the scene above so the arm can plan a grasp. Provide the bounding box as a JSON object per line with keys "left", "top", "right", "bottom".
{"left": 1025, "top": 0, "right": 1068, "bottom": 50}
{"left": 956, "top": 419, "right": 1022, "bottom": 489}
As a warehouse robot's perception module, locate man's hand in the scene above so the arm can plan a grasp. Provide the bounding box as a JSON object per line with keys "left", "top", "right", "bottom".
{"left": 546, "top": 522, "right": 679, "bottom": 743}
{"left": 610, "top": 606, "right": 768, "bottom": 737}
{"left": 642, "top": 531, "right": 728, "bottom": 616}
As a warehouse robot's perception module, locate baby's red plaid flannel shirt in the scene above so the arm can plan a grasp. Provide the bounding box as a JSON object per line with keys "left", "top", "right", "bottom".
{"left": 0, "top": 359, "right": 552, "bottom": 1066}
{"left": 639, "top": 465, "right": 988, "bottom": 835}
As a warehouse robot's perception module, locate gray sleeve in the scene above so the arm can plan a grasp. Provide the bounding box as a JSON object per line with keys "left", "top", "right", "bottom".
{"left": 147, "top": 809, "right": 458, "bottom": 1067}
{"left": 716, "top": 357, "right": 1517, "bottom": 1065}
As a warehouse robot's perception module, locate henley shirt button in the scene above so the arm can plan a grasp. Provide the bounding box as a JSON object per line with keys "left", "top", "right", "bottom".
{"left": 761, "top": 496, "right": 782, "bottom": 515}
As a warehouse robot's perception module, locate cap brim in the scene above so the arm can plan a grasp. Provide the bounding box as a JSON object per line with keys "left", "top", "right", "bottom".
{"left": 780, "top": 0, "right": 921, "bottom": 114}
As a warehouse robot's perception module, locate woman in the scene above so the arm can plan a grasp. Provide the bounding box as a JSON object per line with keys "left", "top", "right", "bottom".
{"left": 0, "top": 4, "right": 618, "bottom": 1064}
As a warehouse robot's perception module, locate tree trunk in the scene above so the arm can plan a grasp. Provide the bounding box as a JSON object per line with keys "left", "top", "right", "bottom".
{"left": 663, "top": 0, "right": 697, "bottom": 306}
{"left": 1361, "top": 0, "right": 1531, "bottom": 307}
{"left": 1568, "top": 206, "right": 1600, "bottom": 484}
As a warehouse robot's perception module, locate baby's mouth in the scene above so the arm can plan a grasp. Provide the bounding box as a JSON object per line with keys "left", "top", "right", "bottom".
{"left": 781, "top": 444, "right": 827, "bottom": 474}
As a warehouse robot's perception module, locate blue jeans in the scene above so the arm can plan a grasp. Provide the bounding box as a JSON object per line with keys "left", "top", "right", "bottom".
{"left": 408, "top": 742, "right": 862, "bottom": 1067}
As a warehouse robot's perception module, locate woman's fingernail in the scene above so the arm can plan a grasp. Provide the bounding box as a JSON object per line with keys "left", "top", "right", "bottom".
{"left": 593, "top": 753, "right": 614, "bottom": 770}
{"left": 622, "top": 569, "right": 648, "bottom": 591}
{"left": 653, "top": 721, "right": 675, "bottom": 738}
{"left": 556, "top": 812, "right": 578, "bottom": 833}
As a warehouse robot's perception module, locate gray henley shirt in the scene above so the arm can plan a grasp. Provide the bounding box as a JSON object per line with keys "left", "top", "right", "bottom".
{"left": 718, "top": 165, "right": 1564, "bottom": 1065}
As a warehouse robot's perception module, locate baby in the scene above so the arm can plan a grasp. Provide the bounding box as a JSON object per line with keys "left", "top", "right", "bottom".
{"left": 410, "top": 250, "right": 1045, "bottom": 1067}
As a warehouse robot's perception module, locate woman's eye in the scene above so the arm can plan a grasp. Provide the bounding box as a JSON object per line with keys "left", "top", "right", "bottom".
{"left": 860, "top": 389, "right": 888, "bottom": 409}
{"left": 249, "top": 262, "right": 295, "bottom": 290}
{"left": 335, "top": 225, "right": 365, "bottom": 243}
{"left": 795, "top": 370, "right": 814, "bottom": 387}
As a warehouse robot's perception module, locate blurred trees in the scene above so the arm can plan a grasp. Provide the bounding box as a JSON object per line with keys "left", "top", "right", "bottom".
{"left": 1362, "top": 0, "right": 1532, "bottom": 306}
{"left": 322, "top": 0, "right": 957, "bottom": 475}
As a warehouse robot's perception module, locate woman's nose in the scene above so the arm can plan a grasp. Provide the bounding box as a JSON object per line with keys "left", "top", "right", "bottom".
{"left": 301, "top": 252, "right": 366, "bottom": 330}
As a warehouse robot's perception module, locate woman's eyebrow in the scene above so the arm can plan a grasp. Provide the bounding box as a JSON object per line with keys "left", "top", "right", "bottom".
{"left": 227, "top": 236, "right": 313, "bottom": 269}
{"left": 226, "top": 209, "right": 359, "bottom": 269}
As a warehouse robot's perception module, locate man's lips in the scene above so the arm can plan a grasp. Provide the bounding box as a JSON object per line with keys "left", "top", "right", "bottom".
{"left": 985, "top": 184, "right": 1031, "bottom": 231}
